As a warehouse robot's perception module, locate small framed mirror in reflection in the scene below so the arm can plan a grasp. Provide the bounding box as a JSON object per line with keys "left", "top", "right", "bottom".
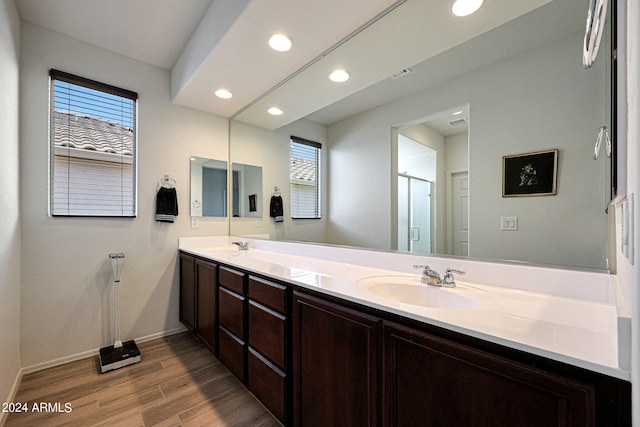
{"left": 190, "top": 156, "right": 228, "bottom": 217}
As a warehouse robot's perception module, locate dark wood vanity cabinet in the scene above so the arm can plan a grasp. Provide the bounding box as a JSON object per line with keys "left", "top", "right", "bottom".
{"left": 247, "top": 276, "right": 289, "bottom": 424}
{"left": 195, "top": 259, "right": 217, "bottom": 353}
{"left": 383, "top": 322, "right": 597, "bottom": 427}
{"left": 292, "top": 291, "right": 381, "bottom": 427}
{"left": 179, "top": 254, "right": 217, "bottom": 352}
{"left": 180, "top": 253, "right": 630, "bottom": 427}
{"left": 218, "top": 266, "right": 247, "bottom": 382}
{"left": 179, "top": 253, "right": 196, "bottom": 331}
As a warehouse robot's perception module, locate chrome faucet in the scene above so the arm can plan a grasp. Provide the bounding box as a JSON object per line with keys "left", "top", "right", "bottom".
{"left": 414, "top": 265, "right": 465, "bottom": 288}
{"left": 232, "top": 241, "right": 249, "bottom": 251}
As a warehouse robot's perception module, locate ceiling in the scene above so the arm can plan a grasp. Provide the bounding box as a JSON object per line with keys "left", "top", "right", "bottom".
{"left": 15, "top": 0, "right": 578, "bottom": 130}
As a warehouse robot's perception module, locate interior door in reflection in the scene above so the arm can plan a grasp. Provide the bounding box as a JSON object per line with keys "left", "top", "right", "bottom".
{"left": 452, "top": 172, "right": 469, "bottom": 256}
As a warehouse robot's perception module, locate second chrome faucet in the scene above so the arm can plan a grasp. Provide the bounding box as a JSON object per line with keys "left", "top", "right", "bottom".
{"left": 414, "top": 265, "right": 465, "bottom": 288}
{"left": 232, "top": 241, "right": 249, "bottom": 251}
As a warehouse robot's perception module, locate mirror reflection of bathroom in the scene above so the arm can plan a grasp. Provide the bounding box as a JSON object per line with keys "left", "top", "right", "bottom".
{"left": 190, "top": 157, "right": 228, "bottom": 217}
{"left": 231, "top": 163, "right": 263, "bottom": 218}
{"left": 396, "top": 107, "right": 469, "bottom": 256}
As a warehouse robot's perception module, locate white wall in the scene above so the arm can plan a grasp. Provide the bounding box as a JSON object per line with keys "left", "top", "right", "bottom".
{"left": 445, "top": 132, "right": 469, "bottom": 173}
{"left": 327, "top": 30, "right": 608, "bottom": 268}
{"left": 19, "top": 23, "right": 229, "bottom": 368}
{"left": 0, "top": 0, "right": 21, "bottom": 414}
{"left": 230, "top": 118, "right": 328, "bottom": 242}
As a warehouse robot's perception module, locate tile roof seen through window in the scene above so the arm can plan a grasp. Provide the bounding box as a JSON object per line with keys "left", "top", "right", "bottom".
{"left": 290, "top": 158, "right": 316, "bottom": 182}
{"left": 54, "top": 111, "right": 134, "bottom": 156}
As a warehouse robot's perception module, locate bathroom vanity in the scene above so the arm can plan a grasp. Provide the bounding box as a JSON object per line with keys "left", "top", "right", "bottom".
{"left": 179, "top": 237, "right": 631, "bottom": 426}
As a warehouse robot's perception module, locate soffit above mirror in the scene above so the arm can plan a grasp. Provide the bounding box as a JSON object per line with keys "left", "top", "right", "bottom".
{"left": 171, "top": 0, "right": 404, "bottom": 118}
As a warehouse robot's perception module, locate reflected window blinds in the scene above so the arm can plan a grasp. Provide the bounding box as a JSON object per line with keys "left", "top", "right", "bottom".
{"left": 290, "top": 136, "right": 321, "bottom": 219}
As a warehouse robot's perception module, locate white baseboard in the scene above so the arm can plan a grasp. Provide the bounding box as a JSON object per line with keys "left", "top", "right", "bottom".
{"left": 21, "top": 326, "right": 188, "bottom": 375}
{"left": 0, "top": 328, "right": 188, "bottom": 427}
{"left": 0, "top": 367, "right": 24, "bottom": 427}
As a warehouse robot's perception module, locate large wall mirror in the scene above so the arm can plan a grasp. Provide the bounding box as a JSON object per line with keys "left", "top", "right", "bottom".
{"left": 229, "top": 0, "right": 615, "bottom": 270}
{"left": 190, "top": 157, "right": 228, "bottom": 217}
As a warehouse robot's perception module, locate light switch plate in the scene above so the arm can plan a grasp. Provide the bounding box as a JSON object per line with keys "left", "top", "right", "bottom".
{"left": 500, "top": 216, "right": 518, "bottom": 231}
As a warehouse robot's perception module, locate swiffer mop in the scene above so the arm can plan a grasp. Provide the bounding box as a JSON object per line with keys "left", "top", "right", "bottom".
{"left": 99, "top": 253, "right": 141, "bottom": 373}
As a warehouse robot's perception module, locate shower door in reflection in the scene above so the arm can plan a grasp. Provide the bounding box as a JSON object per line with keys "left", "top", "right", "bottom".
{"left": 398, "top": 174, "right": 432, "bottom": 254}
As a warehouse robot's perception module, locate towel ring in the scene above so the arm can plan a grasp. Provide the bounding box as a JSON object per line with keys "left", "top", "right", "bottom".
{"left": 158, "top": 175, "right": 176, "bottom": 189}
{"left": 583, "top": 0, "right": 608, "bottom": 68}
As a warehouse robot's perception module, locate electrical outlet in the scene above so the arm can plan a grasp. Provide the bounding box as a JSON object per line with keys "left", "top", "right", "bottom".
{"left": 256, "top": 218, "right": 262, "bottom": 228}
{"left": 500, "top": 216, "right": 518, "bottom": 231}
{"left": 191, "top": 216, "right": 199, "bottom": 229}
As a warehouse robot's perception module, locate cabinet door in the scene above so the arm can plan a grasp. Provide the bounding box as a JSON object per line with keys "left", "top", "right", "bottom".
{"left": 179, "top": 253, "right": 196, "bottom": 331}
{"left": 383, "top": 321, "right": 596, "bottom": 427}
{"left": 195, "top": 259, "right": 217, "bottom": 353}
{"left": 293, "top": 292, "right": 380, "bottom": 427}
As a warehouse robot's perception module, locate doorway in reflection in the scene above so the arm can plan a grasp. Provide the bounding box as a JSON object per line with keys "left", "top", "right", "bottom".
{"left": 396, "top": 109, "right": 469, "bottom": 256}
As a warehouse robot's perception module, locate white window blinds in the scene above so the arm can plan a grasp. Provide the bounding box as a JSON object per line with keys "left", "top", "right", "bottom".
{"left": 290, "top": 136, "right": 321, "bottom": 219}
{"left": 50, "top": 70, "right": 137, "bottom": 217}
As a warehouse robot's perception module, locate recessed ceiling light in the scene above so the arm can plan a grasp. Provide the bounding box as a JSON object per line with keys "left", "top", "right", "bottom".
{"left": 214, "top": 89, "right": 233, "bottom": 99}
{"left": 451, "top": 0, "right": 483, "bottom": 17}
{"left": 268, "top": 34, "right": 292, "bottom": 52}
{"left": 453, "top": 110, "right": 463, "bottom": 115}
{"left": 329, "top": 69, "right": 350, "bottom": 83}
{"left": 268, "top": 107, "right": 284, "bottom": 116}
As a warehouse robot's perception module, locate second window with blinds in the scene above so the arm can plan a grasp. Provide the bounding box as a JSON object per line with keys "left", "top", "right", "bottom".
{"left": 50, "top": 69, "right": 138, "bottom": 217}
{"left": 289, "top": 136, "right": 321, "bottom": 219}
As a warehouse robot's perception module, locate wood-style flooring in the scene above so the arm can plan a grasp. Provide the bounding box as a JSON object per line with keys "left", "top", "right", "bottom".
{"left": 5, "top": 332, "right": 280, "bottom": 427}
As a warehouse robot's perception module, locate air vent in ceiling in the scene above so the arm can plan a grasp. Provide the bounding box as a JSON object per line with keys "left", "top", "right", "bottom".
{"left": 391, "top": 68, "right": 412, "bottom": 79}
{"left": 447, "top": 117, "right": 467, "bottom": 127}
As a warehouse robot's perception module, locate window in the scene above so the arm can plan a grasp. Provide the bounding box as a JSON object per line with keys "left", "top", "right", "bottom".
{"left": 290, "top": 136, "right": 321, "bottom": 219}
{"left": 50, "top": 69, "right": 137, "bottom": 217}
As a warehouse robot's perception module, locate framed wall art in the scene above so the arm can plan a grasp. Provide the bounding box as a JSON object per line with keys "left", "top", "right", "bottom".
{"left": 503, "top": 149, "right": 558, "bottom": 197}
{"left": 249, "top": 194, "right": 257, "bottom": 212}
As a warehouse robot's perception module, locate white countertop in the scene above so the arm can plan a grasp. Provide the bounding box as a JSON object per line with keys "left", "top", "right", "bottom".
{"left": 179, "top": 236, "right": 630, "bottom": 381}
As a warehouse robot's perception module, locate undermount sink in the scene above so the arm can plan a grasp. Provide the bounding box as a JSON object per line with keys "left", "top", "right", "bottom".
{"left": 356, "top": 275, "right": 498, "bottom": 310}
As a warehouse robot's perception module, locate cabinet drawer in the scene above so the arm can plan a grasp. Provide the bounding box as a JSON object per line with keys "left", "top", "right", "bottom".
{"left": 248, "top": 301, "right": 286, "bottom": 369}
{"left": 219, "top": 287, "right": 244, "bottom": 338}
{"left": 248, "top": 276, "right": 287, "bottom": 313}
{"left": 219, "top": 266, "right": 245, "bottom": 294}
{"left": 248, "top": 347, "right": 287, "bottom": 424}
{"left": 219, "top": 326, "right": 245, "bottom": 382}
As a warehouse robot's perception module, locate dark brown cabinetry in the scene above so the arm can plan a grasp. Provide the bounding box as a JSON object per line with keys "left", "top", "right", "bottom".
{"left": 195, "top": 259, "right": 217, "bottom": 353}
{"left": 179, "top": 252, "right": 630, "bottom": 427}
{"left": 292, "top": 291, "right": 380, "bottom": 427}
{"left": 247, "top": 276, "right": 289, "bottom": 424}
{"left": 218, "top": 266, "right": 247, "bottom": 382}
{"left": 383, "top": 321, "right": 597, "bottom": 427}
{"left": 179, "top": 253, "right": 196, "bottom": 331}
{"left": 180, "top": 254, "right": 217, "bottom": 352}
